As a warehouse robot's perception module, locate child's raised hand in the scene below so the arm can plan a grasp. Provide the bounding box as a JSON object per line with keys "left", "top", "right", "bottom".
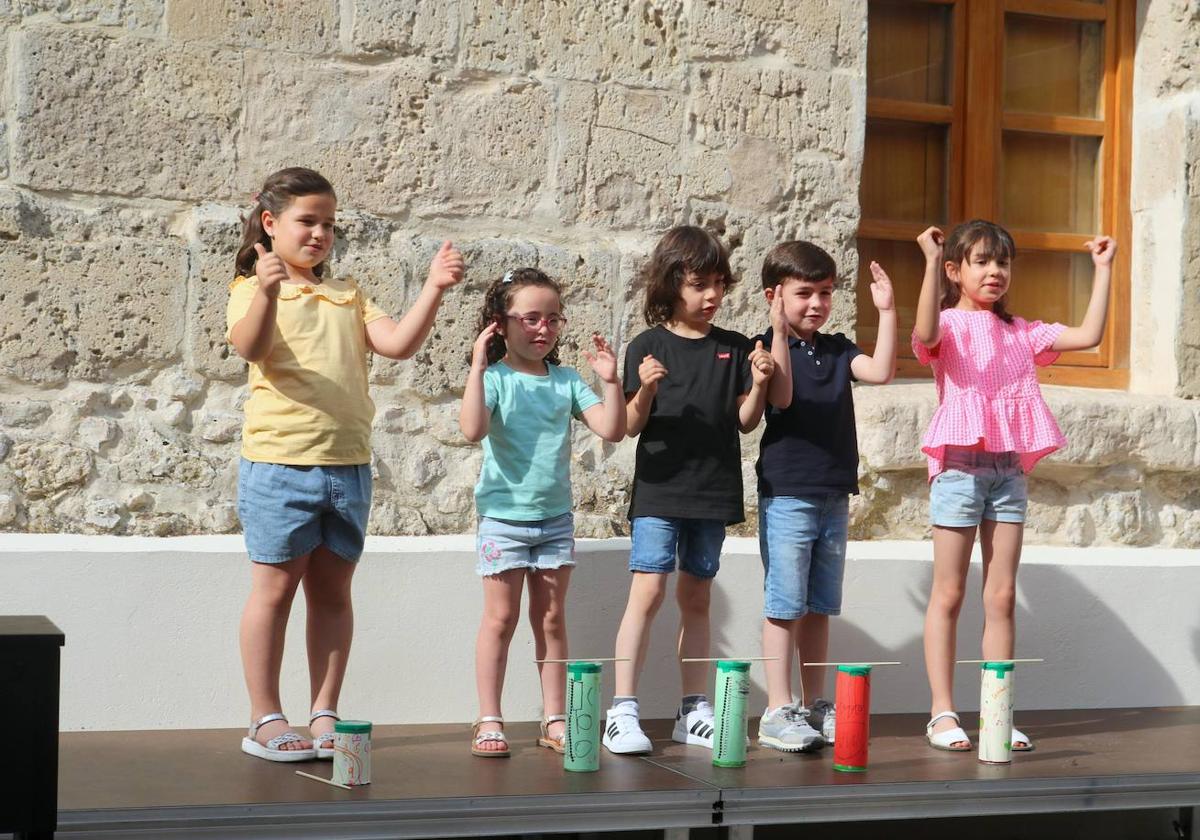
{"left": 768, "top": 284, "right": 787, "bottom": 335}
{"left": 868, "top": 261, "right": 895, "bottom": 312}
{"left": 638, "top": 353, "right": 668, "bottom": 393}
{"left": 917, "top": 226, "right": 945, "bottom": 262}
{"left": 253, "top": 243, "right": 287, "bottom": 298}
{"left": 749, "top": 339, "right": 775, "bottom": 386}
{"left": 471, "top": 321, "right": 499, "bottom": 369}
{"left": 427, "top": 241, "right": 465, "bottom": 291}
{"left": 1085, "top": 235, "right": 1117, "bottom": 267}
{"left": 583, "top": 333, "right": 619, "bottom": 384}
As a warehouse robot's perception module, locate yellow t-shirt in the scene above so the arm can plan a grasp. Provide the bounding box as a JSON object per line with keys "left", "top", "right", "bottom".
{"left": 226, "top": 275, "right": 388, "bottom": 465}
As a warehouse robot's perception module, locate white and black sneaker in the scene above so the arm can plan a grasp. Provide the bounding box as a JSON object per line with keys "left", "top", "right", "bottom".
{"left": 602, "top": 700, "right": 652, "bottom": 755}
{"left": 671, "top": 700, "right": 717, "bottom": 749}
{"left": 757, "top": 704, "right": 825, "bottom": 753}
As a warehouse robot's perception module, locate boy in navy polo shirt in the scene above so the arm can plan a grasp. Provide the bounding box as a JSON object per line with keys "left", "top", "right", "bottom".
{"left": 754, "top": 241, "right": 898, "bottom": 752}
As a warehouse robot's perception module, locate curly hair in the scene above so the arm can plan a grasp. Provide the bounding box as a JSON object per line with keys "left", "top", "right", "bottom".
{"left": 235, "top": 167, "right": 337, "bottom": 279}
{"left": 472, "top": 268, "right": 564, "bottom": 366}
{"left": 641, "top": 226, "right": 735, "bottom": 326}
{"left": 941, "top": 219, "right": 1016, "bottom": 324}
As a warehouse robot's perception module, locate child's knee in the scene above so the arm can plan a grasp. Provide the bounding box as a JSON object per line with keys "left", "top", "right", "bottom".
{"left": 929, "top": 581, "right": 966, "bottom": 614}
{"left": 983, "top": 585, "right": 1017, "bottom": 618}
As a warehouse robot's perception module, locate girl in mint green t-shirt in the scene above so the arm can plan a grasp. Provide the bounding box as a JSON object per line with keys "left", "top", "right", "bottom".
{"left": 459, "top": 268, "right": 626, "bottom": 758}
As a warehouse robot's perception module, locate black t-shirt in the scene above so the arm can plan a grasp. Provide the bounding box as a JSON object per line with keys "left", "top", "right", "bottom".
{"left": 623, "top": 325, "right": 753, "bottom": 523}
{"left": 755, "top": 327, "right": 863, "bottom": 497}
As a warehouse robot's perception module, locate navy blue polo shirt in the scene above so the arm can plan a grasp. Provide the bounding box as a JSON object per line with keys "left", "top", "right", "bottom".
{"left": 755, "top": 327, "right": 863, "bottom": 497}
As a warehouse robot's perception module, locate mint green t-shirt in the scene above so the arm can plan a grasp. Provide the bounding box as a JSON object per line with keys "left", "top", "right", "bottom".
{"left": 475, "top": 362, "right": 602, "bottom": 521}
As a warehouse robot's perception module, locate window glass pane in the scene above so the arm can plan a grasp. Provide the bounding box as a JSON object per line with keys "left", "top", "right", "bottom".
{"left": 1004, "top": 14, "right": 1103, "bottom": 117}
{"left": 855, "top": 238, "right": 926, "bottom": 355}
{"left": 861, "top": 120, "right": 948, "bottom": 224}
{"left": 1000, "top": 131, "right": 1100, "bottom": 234}
{"left": 867, "top": 2, "right": 952, "bottom": 105}
{"left": 1006, "top": 250, "right": 1098, "bottom": 354}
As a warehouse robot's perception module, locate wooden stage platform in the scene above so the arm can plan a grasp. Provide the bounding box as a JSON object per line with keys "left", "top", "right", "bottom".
{"left": 52, "top": 708, "right": 1200, "bottom": 838}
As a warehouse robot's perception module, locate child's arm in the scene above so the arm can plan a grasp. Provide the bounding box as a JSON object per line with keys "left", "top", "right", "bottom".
{"left": 850, "top": 261, "right": 898, "bottom": 384}
{"left": 626, "top": 354, "right": 667, "bottom": 438}
{"left": 459, "top": 322, "right": 498, "bottom": 443}
{"left": 913, "top": 226, "right": 945, "bottom": 349}
{"left": 229, "top": 244, "right": 286, "bottom": 362}
{"left": 737, "top": 340, "right": 775, "bottom": 432}
{"left": 1051, "top": 237, "right": 1116, "bottom": 352}
{"left": 579, "top": 334, "right": 627, "bottom": 443}
{"left": 367, "top": 241, "right": 465, "bottom": 360}
{"left": 765, "top": 285, "right": 794, "bottom": 409}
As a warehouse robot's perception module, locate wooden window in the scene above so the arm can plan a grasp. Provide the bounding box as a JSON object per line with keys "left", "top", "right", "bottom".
{"left": 857, "top": 0, "right": 1133, "bottom": 388}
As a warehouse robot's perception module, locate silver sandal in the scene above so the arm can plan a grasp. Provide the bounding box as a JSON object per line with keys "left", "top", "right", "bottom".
{"left": 309, "top": 709, "right": 340, "bottom": 760}
{"left": 241, "top": 712, "right": 316, "bottom": 762}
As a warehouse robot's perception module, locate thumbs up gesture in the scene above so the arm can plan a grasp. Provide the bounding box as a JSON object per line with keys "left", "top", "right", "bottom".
{"left": 749, "top": 338, "right": 775, "bottom": 386}
{"left": 427, "top": 240, "right": 465, "bottom": 291}
{"left": 253, "top": 242, "right": 287, "bottom": 299}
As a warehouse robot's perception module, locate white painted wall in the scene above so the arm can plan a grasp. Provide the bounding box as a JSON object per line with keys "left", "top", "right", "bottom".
{"left": 2, "top": 535, "right": 1197, "bottom": 732}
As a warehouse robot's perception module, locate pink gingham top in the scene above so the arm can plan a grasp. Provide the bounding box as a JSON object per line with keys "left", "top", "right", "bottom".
{"left": 913, "top": 309, "right": 1066, "bottom": 480}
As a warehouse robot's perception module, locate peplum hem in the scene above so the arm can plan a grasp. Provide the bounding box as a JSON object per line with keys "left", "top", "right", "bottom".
{"left": 921, "top": 392, "right": 1065, "bottom": 479}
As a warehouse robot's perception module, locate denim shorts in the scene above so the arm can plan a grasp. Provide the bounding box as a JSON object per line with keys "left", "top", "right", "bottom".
{"left": 929, "top": 448, "right": 1028, "bottom": 527}
{"left": 237, "top": 458, "right": 372, "bottom": 564}
{"left": 628, "top": 516, "right": 726, "bottom": 579}
{"left": 476, "top": 512, "right": 576, "bottom": 576}
{"left": 758, "top": 494, "right": 849, "bottom": 619}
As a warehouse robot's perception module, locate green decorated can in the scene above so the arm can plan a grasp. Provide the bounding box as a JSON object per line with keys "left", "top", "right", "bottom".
{"left": 565, "top": 662, "right": 602, "bottom": 772}
{"left": 331, "top": 720, "right": 372, "bottom": 786}
{"left": 712, "top": 660, "right": 750, "bottom": 768}
{"left": 978, "top": 662, "right": 1015, "bottom": 765}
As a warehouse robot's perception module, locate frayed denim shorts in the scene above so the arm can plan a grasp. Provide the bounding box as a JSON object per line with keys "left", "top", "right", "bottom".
{"left": 476, "top": 512, "right": 576, "bottom": 576}
{"left": 237, "top": 458, "right": 372, "bottom": 564}
{"left": 929, "top": 448, "right": 1027, "bottom": 527}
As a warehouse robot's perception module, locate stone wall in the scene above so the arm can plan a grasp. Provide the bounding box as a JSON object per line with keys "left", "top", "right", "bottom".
{"left": 0, "top": 1, "right": 1198, "bottom": 546}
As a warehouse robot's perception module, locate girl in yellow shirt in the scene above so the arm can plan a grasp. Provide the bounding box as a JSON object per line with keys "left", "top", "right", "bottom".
{"left": 227, "top": 167, "right": 464, "bottom": 762}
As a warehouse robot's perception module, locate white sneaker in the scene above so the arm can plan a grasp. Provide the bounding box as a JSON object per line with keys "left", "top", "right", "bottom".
{"left": 757, "top": 704, "right": 825, "bottom": 753}
{"left": 602, "top": 700, "right": 652, "bottom": 755}
{"left": 672, "top": 700, "right": 716, "bottom": 749}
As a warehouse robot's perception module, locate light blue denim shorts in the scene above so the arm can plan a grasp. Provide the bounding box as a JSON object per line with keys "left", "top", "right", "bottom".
{"left": 758, "top": 494, "right": 849, "bottom": 619}
{"left": 237, "top": 458, "right": 372, "bottom": 564}
{"left": 476, "top": 512, "right": 576, "bottom": 576}
{"left": 629, "top": 516, "right": 726, "bottom": 579}
{"left": 929, "top": 448, "right": 1027, "bottom": 527}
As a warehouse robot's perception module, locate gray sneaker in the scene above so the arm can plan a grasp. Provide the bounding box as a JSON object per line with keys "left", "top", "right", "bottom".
{"left": 757, "top": 704, "right": 825, "bottom": 753}
{"left": 808, "top": 698, "right": 836, "bottom": 744}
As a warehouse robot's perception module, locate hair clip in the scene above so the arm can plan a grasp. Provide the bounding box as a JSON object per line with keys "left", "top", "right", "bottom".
{"left": 252, "top": 191, "right": 261, "bottom": 204}
{"left": 502, "top": 270, "right": 514, "bottom": 284}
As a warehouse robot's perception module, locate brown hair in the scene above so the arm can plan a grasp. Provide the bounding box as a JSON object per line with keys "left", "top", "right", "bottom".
{"left": 941, "top": 219, "right": 1015, "bottom": 324}
{"left": 641, "top": 226, "right": 735, "bottom": 326}
{"left": 472, "top": 268, "right": 564, "bottom": 366}
{"left": 761, "top": 240, "right": 837, "bottom": 290}
{"left": 235, "top": 167, "right": 337, "bottom": 279}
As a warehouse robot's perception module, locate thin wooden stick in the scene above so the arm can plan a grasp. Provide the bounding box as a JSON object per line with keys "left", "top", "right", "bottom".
{"left": 956, "top": 658, "right": 1045, "bottom": 664}
{"left": 534, "top": 657, "right": 631, "bottom": 663}
{"left": 295, "top": 770, "right": 353, "bottom": 790}
{"left": 680, "top": 657, "right": 780, "bottom": 663}
{"left": 802, "top": 661, "right": 903, "bottom": 667}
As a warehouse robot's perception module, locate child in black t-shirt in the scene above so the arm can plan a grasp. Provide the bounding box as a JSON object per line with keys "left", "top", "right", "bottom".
{"left": 603, "top": 226, "right": 788, "bottom": 755}
{"left": 753, "top": 241, "right": 897, "bottom": 753}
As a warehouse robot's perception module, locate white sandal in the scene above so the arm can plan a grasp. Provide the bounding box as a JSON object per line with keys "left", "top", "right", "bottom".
{"left": 926, "top": 710, "right": 972, "bottom": 752}
{"left": 471, "top": 715, "right": 510, "bottom": 758}
{"left": 241, "top": 712, "right": 316, "bottom": 762}
{"left": 1011, "top": 725, "right": 1034, "bottom": 751}
{"left": 309, "top": 709, "right": 340, "bottom": 760}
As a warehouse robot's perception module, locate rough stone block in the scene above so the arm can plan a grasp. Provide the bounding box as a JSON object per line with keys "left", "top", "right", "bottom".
{"left": 12, "top": 28, "right": 241, "bottom": 200}
{"left": 349, "top": 0, "right": 457, "bottom": 57}
{"left": 690, "top": 65, "right": 824, "bottom": 153}
{"left": 186, "top": 204, "right": 248, "bottom": 381}
{"left": 0, "top": 190, "right": 187, "bottom": 384}
{"left": 7, "top": 441, "right": 92, "bottom": 498}
{"left": 166, "top": 0, "right": 337, "bottom": 51}
{"left": 688, "top": 0, "right": 843, "bottom": 67}
{"left": 0, "top": 0, "right": 162, "bottom": 31}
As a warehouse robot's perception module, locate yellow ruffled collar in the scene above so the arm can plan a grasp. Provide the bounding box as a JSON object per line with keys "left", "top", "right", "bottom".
{"left": 231, "top": 274, "right": 358, "bottom": 305}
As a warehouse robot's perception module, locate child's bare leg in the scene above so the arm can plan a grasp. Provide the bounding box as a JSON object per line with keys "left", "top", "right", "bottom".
{"left": 475, "top": 568, "right": 525, "bottom": 750}
{"left": 527, "top": 567, "right": 572, "bottom": 742}
{"left": 924, "top": 525, "right": 975, "bottom": 744}
{"left": 796, "top": 612, "right": 830, "bottom": 706}
{"left": 303, "top": 544, "right": 357, "bottom": 741}
{"left": 240, "top": 553, "right": 311, "bottom": 749}
{"left": 980, "top": 519, "right": 1027, "bottom": 747}
{"left": 614, "top": 572, "right": 669, "bottom": 696}
{"left": 762, "top": 617, "right": 797, "bottom": 709}
{"left": 676, "top": 572, "right": 713, "bottom": 696}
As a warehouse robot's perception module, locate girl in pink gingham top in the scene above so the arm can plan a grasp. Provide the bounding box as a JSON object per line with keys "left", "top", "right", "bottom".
{"left": 912, "top": 219, "right": 1116, "bottom": 754}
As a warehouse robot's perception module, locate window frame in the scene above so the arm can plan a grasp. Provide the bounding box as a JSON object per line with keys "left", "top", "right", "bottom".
{"left": 857, "top": 0, "right": 1134, "bottom": 389}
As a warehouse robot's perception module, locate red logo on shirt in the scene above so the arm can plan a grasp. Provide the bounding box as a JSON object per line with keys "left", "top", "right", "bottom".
{"left": 716, "top": 352, "right": 731, "bottom": 360}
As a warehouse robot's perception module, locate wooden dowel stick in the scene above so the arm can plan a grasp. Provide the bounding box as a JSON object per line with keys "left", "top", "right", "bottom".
{"left": 956, "top": 658, "right": 1044, "bottom": 664}
{"left": 534, "top": 657, "right": 631, "bottom": 663}
{"left": 802, "top": 661, "right": 903, "bottom": 667}
{"left": 679, "top": 657, "right": 780, "bottom": 663}
{"left": 295, "top": 771, "right": 353, "bottom": 790}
